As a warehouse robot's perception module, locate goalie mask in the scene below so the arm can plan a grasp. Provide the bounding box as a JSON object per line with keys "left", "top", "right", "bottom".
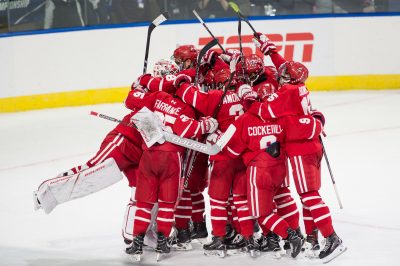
{"left": 278, "top": 61, "right": 309, "bottom": 85}
{"left": 236, "top": 54, "right": 264, "bottom": 83}
{"left": 172, "top": 45, "right": 198, "bottom": 70}
{"left": 153, "top": 59, "right": 179, "bottom": 78}
{"left": 214, "top": 68, "right": 237, "bottom": 91}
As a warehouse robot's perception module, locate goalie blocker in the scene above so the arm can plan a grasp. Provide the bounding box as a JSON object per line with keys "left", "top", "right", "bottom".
{"left": 33, "top": 158, "right": 123, "bottom": 214}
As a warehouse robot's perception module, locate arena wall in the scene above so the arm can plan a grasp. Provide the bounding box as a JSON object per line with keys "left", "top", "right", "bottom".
{"left": 1, "top": 14, "right": 399, "bottom": 112}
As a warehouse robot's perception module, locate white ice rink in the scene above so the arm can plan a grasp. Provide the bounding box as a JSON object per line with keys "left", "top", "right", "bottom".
{"left": 1, "top": 90, "right": 400, "bottom": 265}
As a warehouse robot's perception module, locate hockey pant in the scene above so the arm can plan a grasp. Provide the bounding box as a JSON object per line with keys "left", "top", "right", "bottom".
{"left": 133, "top": 150, "right": 182, "bottom": 237}
{"left": 208, "top": 158, "right": 254, "bottom": 238}
{"left": 247, "top": 163, "right": 292, "bottom": 239}
{"left": 289, "top": 151, "right": 334, "bottom": 237}
{"left": 175, "top": 151, "right": 207, "bottom": 229}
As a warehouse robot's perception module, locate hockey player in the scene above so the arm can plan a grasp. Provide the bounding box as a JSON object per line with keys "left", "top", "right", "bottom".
{"left": 224, "top": 92, "right": 326, "bottom": 258}
{"left": 245, "top": 33, "right": 347, "bottom": 261}
{"left": 174, "top": 66, "right": 258, "bottom": 257}
{"left": 123, "top": 83, "right": 218, "bottom": 261}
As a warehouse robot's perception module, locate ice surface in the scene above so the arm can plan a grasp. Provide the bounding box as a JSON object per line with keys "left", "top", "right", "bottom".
{"left": 1, "top": 90, "right": 400, "bottom": 265}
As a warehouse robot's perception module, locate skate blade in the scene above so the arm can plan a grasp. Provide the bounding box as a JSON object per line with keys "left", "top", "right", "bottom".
{"left": 322, "top": 244, "right": 347, "bottom": 264}
{"left": 191, "top": 237, "right": 208, "bottom": 245}
{"left": 260, "top": 251, "right": 282, "bottom": 259}
{"left": 226, "top": 248, "right": 246, "bottom": 256}
{"left": 302, "top": 243, "right": 320, "bottom": 259}
{"left": 128, "top": 254, "right": 142, "bottom": 262}
{"left": 249, "top": 250, "right": 260, "bottom": 258}
{"left": 204, "top": 249, "right": 227, "bottom": 258}
{"left": 171, "top": 242, "right": 193, "bottom": 251}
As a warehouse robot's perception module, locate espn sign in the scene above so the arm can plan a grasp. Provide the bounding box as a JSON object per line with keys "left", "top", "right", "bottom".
{"left": 198, "top": 32, "right": 314, "bottom": 63}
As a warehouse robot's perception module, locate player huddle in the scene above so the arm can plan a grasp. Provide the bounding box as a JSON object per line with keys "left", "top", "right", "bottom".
{"left": 33, "top": 33, "right": 346, "bottom": 263}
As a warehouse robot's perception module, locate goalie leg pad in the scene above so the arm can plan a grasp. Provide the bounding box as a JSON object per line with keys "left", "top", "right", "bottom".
{"left": 34, "top": 158, "right": 123, "bottom": 214}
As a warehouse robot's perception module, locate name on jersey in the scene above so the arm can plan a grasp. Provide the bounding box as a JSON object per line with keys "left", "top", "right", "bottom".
{"left": 248, "top": 125, "right": 283, "bottom": 136}
{"left": 154, "top": 99, "right": 182, "bottom": 115}
{"left": 223, "top": 94, "right": 240, "bottom": 104}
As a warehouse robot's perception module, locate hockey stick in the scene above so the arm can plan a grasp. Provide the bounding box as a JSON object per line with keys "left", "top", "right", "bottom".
{"left": 192, "top": 9, "right": 226, "bottom": 53}
{"left": 320, "top": 136, "right": 344, "bottom": 209}
{"left": 89, "top": 111, "right": 232, "bottom": 155}
{"left": 228, "top": 2, "right": 257, "bottom": 35}
{"left": 194, "top": 38, "right": 219, "bottom": 86}
{"left": 143, "top": 12, "right": 169, "bottom": 74}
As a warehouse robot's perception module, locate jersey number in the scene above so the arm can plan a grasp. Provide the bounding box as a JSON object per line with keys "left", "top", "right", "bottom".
{"left": 229, "top": 104, "right": 244, "bottom": 120}
{"left": 260, "top": 135, "right": 277, "bottom": 150}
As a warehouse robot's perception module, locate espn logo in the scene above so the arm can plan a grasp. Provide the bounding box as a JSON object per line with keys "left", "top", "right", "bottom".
{"left": 198, "top": 32, "right": 313, "bottom": 63}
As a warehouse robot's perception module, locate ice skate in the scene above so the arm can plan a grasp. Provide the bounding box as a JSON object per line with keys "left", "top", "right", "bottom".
{"left": 244, "top": 235, "right": 260, "bottom": 257}
{"left": 302, "top": 229, "right": 320, "bottom": 258}
{"left": 125, "top": 234, "right": 144, "bottom": 262}
{"left": 171, "top": 228, "right": 192, "bottom": 251}
{"left": 191, "top": 220, "right": 208, "bottom": 239}
{"left": 259, "top": 232, "right": 282, "bottom": 259}
{"left": 225, "top": 233, "right": 246, "bottom": 256}
{"left": 155, "top": 232, "right": 171, "bottom": 261}
{"left": 319, "top": 232, "right": 347, "bottom": 263}
{"left": 203, "top": 236, "right": 227, "bottom": 258}
{"left": 285, "top": 228, "right": 302, "bottom": 258}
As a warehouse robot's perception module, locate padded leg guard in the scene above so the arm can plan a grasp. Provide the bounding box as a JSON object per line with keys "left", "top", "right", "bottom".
{"left": 34, "top": 158, "right": 122, "bottom": 214}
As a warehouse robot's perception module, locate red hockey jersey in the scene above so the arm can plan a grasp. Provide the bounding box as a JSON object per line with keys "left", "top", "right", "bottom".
{"left": 125, "top": 90, "right": 202, "bottom": 152}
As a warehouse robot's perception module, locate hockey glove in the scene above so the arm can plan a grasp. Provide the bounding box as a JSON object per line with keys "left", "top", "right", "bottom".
{"left": 220, "top": 49, "right": 241, "bottom": 63}
{"left": 311, "top": 110, "right": 325, "bottom": 126}
{"left": 206, "top": 129, "right": 222, "bottom": 145}
{"left": 173, "top": 74, "right": 192, "bottom": 87}
{"left": 253, "top": 32, "right": 277, "bottom": 56}
{"left": 200, "top": 116, "right": 219, "bottom": 134}
{"left": 201, "top": 49, "right": 217, "bottom": 66}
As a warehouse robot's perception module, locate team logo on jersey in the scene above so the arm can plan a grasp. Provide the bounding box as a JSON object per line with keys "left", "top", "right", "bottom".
{"left": 198, "top": 32, "right": 314, "bottom": 63}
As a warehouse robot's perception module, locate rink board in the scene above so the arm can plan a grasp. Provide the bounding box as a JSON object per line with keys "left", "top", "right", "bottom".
{"left": 0, "top": 14, "right": 399, "bottom": 112}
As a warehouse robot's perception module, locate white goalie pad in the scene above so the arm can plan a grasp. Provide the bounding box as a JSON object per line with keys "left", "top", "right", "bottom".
{"left": 33, "top": 158, "right": 123, "bottom": 214}
{"left": 131, "top": 107, "right": 165, "bottom": 148}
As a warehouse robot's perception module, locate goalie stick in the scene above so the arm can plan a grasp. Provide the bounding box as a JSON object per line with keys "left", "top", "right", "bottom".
{"left": 192, "top": 9, "right": 226, "bottom": 53}
{"left": 89, "top": 111, "right": 234, "bottom": 155}
{"left": 143, "top": 12, "right": 169, "bottom": 74}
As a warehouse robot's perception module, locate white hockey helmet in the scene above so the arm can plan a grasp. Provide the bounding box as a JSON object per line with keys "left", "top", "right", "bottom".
{"left": 153, "top": 59, "right": 179, "bottom": 78}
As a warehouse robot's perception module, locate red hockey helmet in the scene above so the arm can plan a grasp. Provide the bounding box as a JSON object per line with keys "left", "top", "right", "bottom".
{"left": 278, "top": 61, "right": 309, "bottom": 85}
{"left": 257, "top": 82, "right": 276, "bottom": 100}
{"left": 153, "top": 59, "right": 179, "bottom": 78}
{"left": 214, "top": 68, "right": 237, "bottom": 90}
{"left": 172, "top": 45, "right": 198, "bottom": 70}
{"left": 203, "top": 69, "right": 216, "bottom": 90}
{"left": 236, "top": 54, "right": 264, "bottom": 83}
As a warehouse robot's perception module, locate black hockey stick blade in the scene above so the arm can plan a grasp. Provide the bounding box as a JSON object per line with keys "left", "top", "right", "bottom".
{"left": 194, "top": 38, "right": 219, "bottom": 85}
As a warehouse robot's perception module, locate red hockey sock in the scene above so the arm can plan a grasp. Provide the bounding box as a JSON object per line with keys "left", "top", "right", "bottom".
{"left": 191, "top": 191, "right": 205, "bottom": 223}
{"left": 233, "top": 194, "right": 254, "bottom": 237}
{"left": 174, "top": 189, "right": 192, "bottom": 229}
{"left": 274, "top": 187, "right": 300, "bottom": 229}
{"left": 301, "top": 191, "right": 334, "bottom": 237}
{"left": 302, "top": 205, "right": 316, "bottom": 235}
{"left": 157, "top": 201, "right": 175, "bottom": 237}
{"left": 259, "top": 213, "right": 289, "bottom": 239}
{"left": 228, "top": 196, "right": 241, "bottom": 234}
{"left": 210, "top": 197, "right": 228, "bottom": 237}
{"left": 133, "top": 201, "right": 154, "bottom": 236}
